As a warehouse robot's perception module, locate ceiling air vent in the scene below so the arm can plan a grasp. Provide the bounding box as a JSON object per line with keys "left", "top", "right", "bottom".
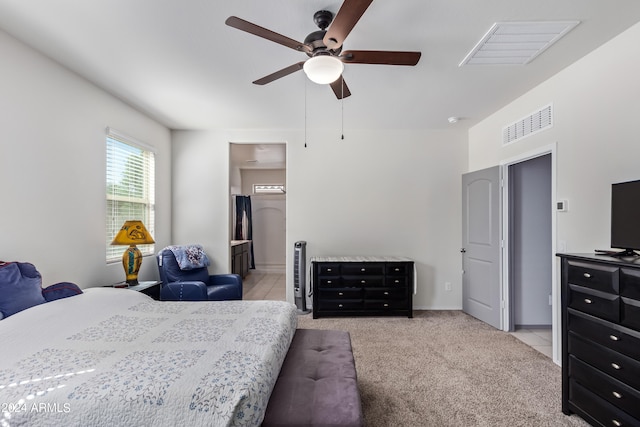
{"left": 502, "top": 104, "right": 553, "bottom": 145}
{"left": 460, "top": 21, "right": 580, "bottom": 66}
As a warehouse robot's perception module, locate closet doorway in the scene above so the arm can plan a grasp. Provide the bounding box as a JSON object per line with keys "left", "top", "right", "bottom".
{"left": 502, "top": 145, "right": 556, "bottom": 361}
{"left": 508, "top": 153, "right": 552, "bottom": 330}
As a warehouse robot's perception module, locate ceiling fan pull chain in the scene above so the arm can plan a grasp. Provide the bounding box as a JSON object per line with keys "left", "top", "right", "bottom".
{"left": 341, "top": 79, "right": 345, "bottom": 140}
{"left": 304, "top": 77, "right": 308, "bottom": 148}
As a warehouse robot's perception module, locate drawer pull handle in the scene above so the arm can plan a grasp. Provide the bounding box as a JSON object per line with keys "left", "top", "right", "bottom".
{"left": 610, "top": 335, "right": 620, "bottom": 341}
{"left": 584, "top": 298, "right": 592, "bottom": 304}
{"left": 395, "top": 280, "right": 400, "bottom": 283}
{"left": 612, "top": 420, "right": 622, "bottom": 427}
{"left": 583, "top": 273, "right": 591, "bottom": 278}
{"left": 612, "top": 391, "right": 622, "bottom": 399}
{"left": 327, "top": 280, "right": 332, "bottom": 284}
{"left": 327, "top": 268, "right": 332, "bottom": 272}
{"left": 338, "top": 304, "right": 343, "bottom": 308}
{"left": 338, "top": 292, "right": 344, "bottom": 296}
{"left": 384, "top": 291, "right": 389, "bottom": 295}
{"left": 611, "top": 363, "right": 621, "bottom": 370}
{"left": 394, "top": 268, "right": 400, "bottom": 272}
{"left": 383, "top": 303, "right": 389, "bottom": 307}
{"left": 361, "top": 280, "right": 366, "bottom": 284}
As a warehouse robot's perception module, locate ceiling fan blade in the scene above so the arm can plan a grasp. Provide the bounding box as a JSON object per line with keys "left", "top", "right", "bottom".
{"left": 330, "top": 76, "right": 352, "bottom": 99}
{"left": 340, "top": 50, "right": 421, "bottom": 66}
{"left": 253, "top": 62, "right": 305, "bottom": 85}
{"left": 226, "top": 16, "right": 311, "bottom": 54}
{"left": 323, "top": 0, "right": 373, "bottom": 50}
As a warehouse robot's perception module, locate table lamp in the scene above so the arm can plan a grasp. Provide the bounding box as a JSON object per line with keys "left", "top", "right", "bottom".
{"left": 110, "top": 220, "right": 155, "bottom": 286}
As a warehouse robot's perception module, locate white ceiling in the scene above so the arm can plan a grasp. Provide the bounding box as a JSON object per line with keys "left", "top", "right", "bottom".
{"left": 230, "top": 143, "right": 286, "bottom": 170}
{"left": 1, "top": 0, "right": 640, "bottom": 132}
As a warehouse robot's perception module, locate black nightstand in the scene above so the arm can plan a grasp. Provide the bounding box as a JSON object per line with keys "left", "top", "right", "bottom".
{"left": 107, "top": 280, "right": 162, "bottom": 300}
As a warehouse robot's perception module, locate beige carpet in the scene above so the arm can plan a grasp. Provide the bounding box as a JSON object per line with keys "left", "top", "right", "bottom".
{"left": 297, "top": 310, "right": 590, "bottom": 427}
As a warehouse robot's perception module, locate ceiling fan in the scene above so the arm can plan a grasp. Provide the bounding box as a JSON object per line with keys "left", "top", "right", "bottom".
{"left": 225, "top": 0, "right": 421, "bottom": 99}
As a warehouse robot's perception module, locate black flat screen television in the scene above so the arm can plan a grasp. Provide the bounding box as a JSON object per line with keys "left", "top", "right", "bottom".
{"left": 611, "top": 179, "right": 640, "bottom": 256}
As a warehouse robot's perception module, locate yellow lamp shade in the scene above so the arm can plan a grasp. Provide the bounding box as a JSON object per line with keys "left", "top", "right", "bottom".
{"left": 111, "top": 220, "right": 155, "bottom": 245}
{"left": 111, "top": 220, "right": 154, "bottom": 286}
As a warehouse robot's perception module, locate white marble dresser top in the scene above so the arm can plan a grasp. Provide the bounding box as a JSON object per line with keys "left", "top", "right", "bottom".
{"left": 310, "top": 256, "right": 413, "bottom": 262}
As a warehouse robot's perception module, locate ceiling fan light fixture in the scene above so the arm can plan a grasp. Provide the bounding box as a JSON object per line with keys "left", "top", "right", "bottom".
{"left": 303, "top": 55, "right": 344, "bottom": 84}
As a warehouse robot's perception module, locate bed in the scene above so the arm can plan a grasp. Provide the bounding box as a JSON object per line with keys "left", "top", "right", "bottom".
{"left": 0, "top": 288, "right": 298, "bottom": 427}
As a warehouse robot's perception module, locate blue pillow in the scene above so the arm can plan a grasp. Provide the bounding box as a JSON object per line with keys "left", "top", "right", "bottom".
{"left": 0, "top": 262, "right": 47, "bottom": 318}
{"left": 42, "top": 282, "right": 83, "bottom": 302}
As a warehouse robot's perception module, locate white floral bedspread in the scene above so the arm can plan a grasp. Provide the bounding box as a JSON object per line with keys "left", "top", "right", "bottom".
{"left": 0, "top": 288, "right": 297, "bottom": 427}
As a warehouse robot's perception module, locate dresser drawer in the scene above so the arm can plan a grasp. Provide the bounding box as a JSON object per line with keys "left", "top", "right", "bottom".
{"left": 318, "top": 299, "right": 363, "bottom": 311}
{"left": 319, "top": 288, "right": 363, "bottom": 299}
{"left": 341, "top": 263, "right": 384, "bottom": 276}
{"left": 568, "top": 311, "right": 640, "bottom": 361}
{"left": 621, "top": 297, "right": 640, "bottom": 332}
{"left": 342, "top": 276, "right": 384, "bottom": 287}
{"left": 317, "top": 277, "right": 342, "bottom": 287}
{"left": 365, "top": 287, "right": 407, "bottom": 300}
{"left": 570, "top": 355, "right": 640, "bottom": 419}
{"left": 568, "top": 284, "right": 620, "bottom": 322}
{"left": 569, "top": 380, "right": 637, "bottom": 427}
{"left": 385, "top": 276, "right": 408, "bottom": 286}
{"left": 317, "top": 263, "right": 341, "bottom": 275}
{"left": 569, "top": 332, "right": 640, "bottom": 391}
{"left": 568, "top": 260, "right": 619, "bottom": 293}
{"left": 364, "top": 299, "right": 407, "bottom": 311}
{"left": 386, "top": 263, "right": 410, "bottom": 276}
{"left": 621, "top": 268, "right": 640, "bottom": 299}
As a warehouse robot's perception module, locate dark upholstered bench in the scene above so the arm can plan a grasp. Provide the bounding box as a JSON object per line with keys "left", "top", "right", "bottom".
{"left": 262, "top": 329, "right": 363, "bottom": 427}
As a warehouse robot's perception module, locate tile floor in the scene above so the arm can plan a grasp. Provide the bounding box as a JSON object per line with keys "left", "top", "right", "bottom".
{"left": 242, "top": 270, "right": 553, "bottom": 359}
{"left": 243, "top": 270, "right": 287, "bottom": 301}
{"left": 510, "top": 328, "right": 553, "bottom": 358}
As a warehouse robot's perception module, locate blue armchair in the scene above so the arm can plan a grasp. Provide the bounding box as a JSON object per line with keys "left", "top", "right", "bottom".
{"left": 157, "top": 247, "right": 242, "bottom": 301}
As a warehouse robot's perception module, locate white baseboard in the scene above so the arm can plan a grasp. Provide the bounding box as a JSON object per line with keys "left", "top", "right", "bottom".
{"left": 253, "top": 264, "right": 285, "bottom": 273}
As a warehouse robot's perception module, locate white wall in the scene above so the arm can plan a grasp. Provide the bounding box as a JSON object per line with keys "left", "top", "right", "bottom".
{"left": 172, "top": 128, "right": 468, "bottom": 309}
{"left": 0, "top": 29, "right": 171, "bottom": 287}
{"left": 469, "top": 21, "right": 640, "bottom": 254}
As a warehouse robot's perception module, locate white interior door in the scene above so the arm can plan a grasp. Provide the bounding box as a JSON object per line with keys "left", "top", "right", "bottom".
{"left": 462, "top": 166, "right": 502, "bottom": 329}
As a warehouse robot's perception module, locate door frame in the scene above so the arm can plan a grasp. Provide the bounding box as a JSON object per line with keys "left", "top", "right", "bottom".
{"left": 499, "top": 142, "right": 559, "bottom": 364}
{"left": 228, "top": 141, "right": 288, "bottom": 275}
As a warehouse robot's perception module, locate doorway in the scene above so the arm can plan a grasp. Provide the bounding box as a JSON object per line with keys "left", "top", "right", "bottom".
{"left": 508, "top": 153, "right": 552, "bottom": 329}
{"left": 501, "top": 144, "right": 557, "bottom": 362}
{"left": 229, "top": 143, "right": 287, "bottom": 301}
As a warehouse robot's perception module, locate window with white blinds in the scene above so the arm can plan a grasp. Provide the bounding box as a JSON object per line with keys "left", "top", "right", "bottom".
{"left": 106, "top": 129, "right": 155, "bottom": 262}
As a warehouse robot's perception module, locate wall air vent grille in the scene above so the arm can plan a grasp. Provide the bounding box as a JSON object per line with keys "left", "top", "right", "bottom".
{"left": 502, "top": 104, "right": 553, "bottom": 145}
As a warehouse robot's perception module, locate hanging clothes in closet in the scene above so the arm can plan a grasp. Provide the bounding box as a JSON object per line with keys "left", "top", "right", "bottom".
{"left": 234, "top": 195, "right": 255, "bottom": 269}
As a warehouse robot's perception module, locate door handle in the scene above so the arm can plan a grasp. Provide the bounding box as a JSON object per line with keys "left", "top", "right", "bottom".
{"left": 461, "top": 248, "right": 466, "bottom": 253}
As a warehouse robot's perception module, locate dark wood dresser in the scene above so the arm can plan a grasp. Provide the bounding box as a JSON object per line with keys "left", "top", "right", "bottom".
{"left": 311, "top": 256, "right": 413, "bottom": 319}
{"left": 558, "top": 253, "right": 640, "bottom": 427}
